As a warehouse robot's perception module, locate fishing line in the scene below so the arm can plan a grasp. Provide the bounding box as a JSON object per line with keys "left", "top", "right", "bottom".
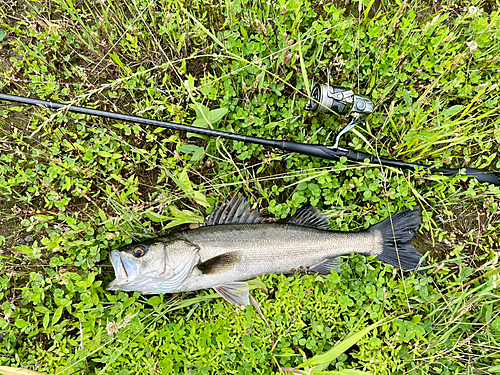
{"left": 0, "top": 76, "right": 387, "bottom": 114}
{"left": 0, "top": 76, "right": 266, "bottom": 104}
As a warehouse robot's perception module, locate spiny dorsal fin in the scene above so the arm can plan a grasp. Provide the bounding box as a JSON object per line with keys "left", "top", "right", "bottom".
{"left": 283, "top": 206, "right": 330, "bottom": 230}
{"left": 197, "top": 251, "right": 243, "bottom": 274}
{"left": 202, "top": 194, "right": 263, "bottom": 226}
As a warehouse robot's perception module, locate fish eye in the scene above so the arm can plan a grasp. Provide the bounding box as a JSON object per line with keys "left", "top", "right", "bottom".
{"left": 133, "top": 245, "right": 146, "bottom": 258}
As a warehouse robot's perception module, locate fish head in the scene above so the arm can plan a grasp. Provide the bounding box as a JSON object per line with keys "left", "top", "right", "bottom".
{"left": 106, "top": 238, "right": 199, "bottom": 294}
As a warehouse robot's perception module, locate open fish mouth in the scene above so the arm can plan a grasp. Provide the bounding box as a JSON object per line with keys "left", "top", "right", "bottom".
{"left": 110, "top": 250, "right": 128, "bottom": 279}
{"left": 106, "top": 250, "right": 140, "bottom": 290}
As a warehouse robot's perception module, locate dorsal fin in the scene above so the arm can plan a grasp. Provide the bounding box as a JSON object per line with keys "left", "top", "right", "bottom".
{"left": 283, "top": 206, "right": 330, "bottom": 230}
{"left": 202, "top": 194, "right": 263, "bottom": 226}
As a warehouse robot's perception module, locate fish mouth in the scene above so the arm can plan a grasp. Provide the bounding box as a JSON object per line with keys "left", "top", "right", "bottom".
{"left": 106, "top": 250, "right": 139, "bottom": 290}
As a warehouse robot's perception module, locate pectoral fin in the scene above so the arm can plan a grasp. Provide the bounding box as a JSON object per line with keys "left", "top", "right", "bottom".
{"left": 197, "top": 251, "right": 242, "bottom": 275}
{"left": 310, "top": 257, "right": 342, "bottom": 275}
{"left": 214, "top": 282, "right": 250, "bottom": 309}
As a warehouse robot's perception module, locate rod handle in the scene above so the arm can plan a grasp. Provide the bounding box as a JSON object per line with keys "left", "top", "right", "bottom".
{"left": 282, "top": 144, "right": 500, "bottom": 186}
{"left": 432, "top": 167, "right": 500, "bottom": 186}
{"left": 281, "top": 141, "right": 344, "bottom": 160}
{"left": 342, "top": 149, "right": 500, "bottom": 186}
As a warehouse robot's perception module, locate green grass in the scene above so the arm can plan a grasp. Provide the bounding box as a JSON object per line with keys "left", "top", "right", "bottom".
{"left": 0, "top": 0, "right": 500, "bottom": 373}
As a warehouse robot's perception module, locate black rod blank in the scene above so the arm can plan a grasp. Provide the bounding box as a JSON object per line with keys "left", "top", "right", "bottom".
{"left": 1, "top": 93, "right": 499, "bottom": 186}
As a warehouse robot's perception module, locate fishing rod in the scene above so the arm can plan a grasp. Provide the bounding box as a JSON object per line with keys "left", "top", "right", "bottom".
{"left": 1, "top": 91, "right": 499, "bottom": 186}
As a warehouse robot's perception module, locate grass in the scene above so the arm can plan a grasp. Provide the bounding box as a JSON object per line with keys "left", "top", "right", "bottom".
{"left": 0, "top": 0, "right": 500, "bottom": 373}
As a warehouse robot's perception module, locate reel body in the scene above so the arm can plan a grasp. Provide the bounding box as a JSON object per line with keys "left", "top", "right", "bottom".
{"left": 305, "top": 84, "right": 374, "bottom": 116}
{"left": 305, "top": 83, "right": 374, "bottom": 149}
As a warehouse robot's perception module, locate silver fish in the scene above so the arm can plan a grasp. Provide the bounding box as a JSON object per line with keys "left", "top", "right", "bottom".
{"left": 106, "top": 195, "right": 424, "bottom": 307}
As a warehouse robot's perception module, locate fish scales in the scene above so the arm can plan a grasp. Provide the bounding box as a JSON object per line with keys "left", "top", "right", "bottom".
{"left": 178, "top": 223, "right": 382, "bottom": 292}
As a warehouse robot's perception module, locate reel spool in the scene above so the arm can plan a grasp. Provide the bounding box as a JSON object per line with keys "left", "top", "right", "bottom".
{"left": 305, "top": 84, "right": 374, "bottom": 116}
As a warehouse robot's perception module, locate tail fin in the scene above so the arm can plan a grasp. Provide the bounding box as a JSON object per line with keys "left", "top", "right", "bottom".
{"left": 370, "top": 206, "right": 425, "bottom": 273}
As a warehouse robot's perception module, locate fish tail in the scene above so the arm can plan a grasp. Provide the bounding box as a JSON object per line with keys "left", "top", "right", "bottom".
{"left": 370, "top": 206, "right": 425, "bottom": 273}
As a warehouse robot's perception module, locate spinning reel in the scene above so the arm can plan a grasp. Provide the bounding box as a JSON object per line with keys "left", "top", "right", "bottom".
{"left": 305, "top": 82, "right": 374, "bottom": 149}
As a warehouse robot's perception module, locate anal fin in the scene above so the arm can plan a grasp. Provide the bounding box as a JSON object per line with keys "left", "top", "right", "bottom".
{"left": 214, "top": 282, "right": 250, "bottom": 309}
{"left": 310, "top": 257, "right": 342, "bottom": 275}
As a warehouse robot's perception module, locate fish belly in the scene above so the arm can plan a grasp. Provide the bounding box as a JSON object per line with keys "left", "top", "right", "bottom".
{"left": 177, "top": 224, "right": 381, "bottom": 292}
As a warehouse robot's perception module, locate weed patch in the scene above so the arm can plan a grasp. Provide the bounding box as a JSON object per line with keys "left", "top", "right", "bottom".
{"left": 0, "top": 0, "right": 499, "bottom": 373}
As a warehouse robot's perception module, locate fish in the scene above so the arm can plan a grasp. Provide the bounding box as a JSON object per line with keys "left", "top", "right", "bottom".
{"left": 106, "top": 195, "right": 425, "bottom": 307}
